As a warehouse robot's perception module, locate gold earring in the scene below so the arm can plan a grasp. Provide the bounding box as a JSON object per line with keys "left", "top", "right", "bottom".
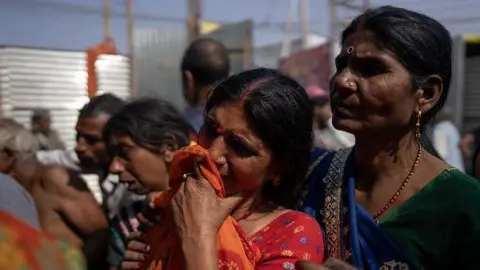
{"left": 415, "top": 110, "right": 422, "bottom": 141}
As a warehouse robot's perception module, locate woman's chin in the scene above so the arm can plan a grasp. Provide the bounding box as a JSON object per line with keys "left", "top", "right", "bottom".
{"left": 331, "top": 116, "right": 360, "bottom": 134}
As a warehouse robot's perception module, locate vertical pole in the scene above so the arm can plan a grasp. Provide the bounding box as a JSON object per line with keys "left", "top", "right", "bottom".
{"left": 329, "top": 0, "right": 337, "bottom": 76}
{"left": 281, "top": 0, "right": 296, "bottom": 58}
{"left": 104, "top": 0, "right": 111, "bottom": 40}
{"left": 299, "top": 0, "right": 309, "bottom": 49}
{"left": 187, "top": 0, "right": 201, "bottom": 42}
{"left": 126, "top": 0, "right": 137, "bottom": 97}
{"left": 243, "top": 21, "right": 253, "bottom": 70}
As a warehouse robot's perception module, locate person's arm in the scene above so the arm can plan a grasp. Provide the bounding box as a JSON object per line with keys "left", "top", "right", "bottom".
{"left": 181, "top": 237, "right": 218, "bottom": 270}
{"left": 39, "top": 167, "right": 108, "bottom": 234}
{"left": 39, "top": 167, "right": 109, "bottom": 266}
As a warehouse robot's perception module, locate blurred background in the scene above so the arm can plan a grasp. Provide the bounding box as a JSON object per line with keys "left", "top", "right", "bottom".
{"left": 0, "top": 0, "right": 479, "bottom": 167}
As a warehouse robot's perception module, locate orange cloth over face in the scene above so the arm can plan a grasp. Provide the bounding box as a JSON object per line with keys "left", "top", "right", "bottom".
{"left": 143, "top": 145, "right": 261, "bottom": 270}
{"left": 86, "top": 39, "right": 117, "bottom": 97}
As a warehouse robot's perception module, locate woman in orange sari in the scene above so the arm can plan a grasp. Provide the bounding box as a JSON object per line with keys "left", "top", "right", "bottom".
{"left": 121, "top": 68, "right": 325, "bottom": 269}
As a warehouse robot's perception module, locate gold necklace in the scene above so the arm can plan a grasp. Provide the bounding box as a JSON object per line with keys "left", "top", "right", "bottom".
{"left": 373, "top": 146, "right": 422, "bottom": 220}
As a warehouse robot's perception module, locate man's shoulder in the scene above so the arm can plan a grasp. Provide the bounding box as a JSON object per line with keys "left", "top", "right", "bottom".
{"left": 37, "top": 166, "right": 90, "bottom": 194}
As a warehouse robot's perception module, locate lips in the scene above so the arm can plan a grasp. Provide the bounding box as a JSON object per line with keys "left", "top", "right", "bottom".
{"left": 331, "top": 101, "right": 354, "bottom": 117}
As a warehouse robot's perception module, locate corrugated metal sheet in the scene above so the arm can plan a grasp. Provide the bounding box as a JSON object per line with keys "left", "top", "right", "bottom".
{"left": 205, "top": 21, "right": 253, "bottom": 74}
{"left": 0, "top": 46, "right": 130, "bottom": 149}
{"left": 448, "top": 36, "right": 466, "bottom": 130}
{"left": 134, "top": 28, "right": 188, "bottom": 110}
{"left": 463, "top": 56, "right": 480, "bottom": 133}
{"left": 134, "top": 22, "right": 253, "bottom": 112}
{"left": 96, "top": 54, "right": 130, "bottom": 100}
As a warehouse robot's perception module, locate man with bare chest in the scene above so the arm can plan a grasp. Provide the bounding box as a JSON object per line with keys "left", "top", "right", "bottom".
{"left": 37, "top": 94, "right": 125, "bottom": 268}
{"left": 0, "top": 119, "right": 106, "bottom": 268}
{"left": 0, "top": 95, "right": 124, "bottom": 269}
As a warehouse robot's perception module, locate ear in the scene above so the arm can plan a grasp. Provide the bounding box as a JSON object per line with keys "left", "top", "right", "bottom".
{"left": 183, "top": 70, "right": 195, "bottom": 93}
{"left": 163, "top": 144, "right": 180, "bottom": 164}
{"left": 414, "top": 75, "right": 443, "bottom": 113}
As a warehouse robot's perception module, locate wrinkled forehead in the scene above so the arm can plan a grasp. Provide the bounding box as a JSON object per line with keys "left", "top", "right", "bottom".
{"left": 207, "top": 102, "right": 267, "bottom": 149}
{"left": 340, "top": 30, "right": 401, "bottom": 64}
{"left": 341, "top": 30, "right": 387, "bottom": 57}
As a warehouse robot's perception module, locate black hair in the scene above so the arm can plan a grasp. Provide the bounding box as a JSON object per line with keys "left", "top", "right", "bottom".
{"left": 79, "top": 93, "right": 125, "bottom": 119}
{"left": 181, "top": 38, "right": 230, "bottom": 86}
{"left": 103, "top": 98, "right": 195, "bottom": 154}
{"left": 341, "top": 6, "right": 453, "bottom": 129}
{"left": 204, "top": 68, "right": 313, "bottom": 208}
{"left": 31, "top": 109, "right": 50, "bottom": 122}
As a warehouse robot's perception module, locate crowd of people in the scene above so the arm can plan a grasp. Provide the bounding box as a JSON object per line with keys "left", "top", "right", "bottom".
{"left": 1, "top": 5, "right": 480, "bottom": 270}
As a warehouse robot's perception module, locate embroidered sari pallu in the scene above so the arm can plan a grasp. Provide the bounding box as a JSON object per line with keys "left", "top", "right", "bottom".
{"left": 143, "top": 145, "right": 260, "bottom": 270}
{"left": 299, "top": 148, "right": 416, "bottom": 270}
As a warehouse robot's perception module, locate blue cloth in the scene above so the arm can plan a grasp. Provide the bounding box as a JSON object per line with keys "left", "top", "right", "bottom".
{"left": 185, "top": 104, "right": 205, "bottom": 133}
{"left": 298, "top": 148, "right": 417, "bottom": 269}
{"left": 0, "top": 173, "right": 40, "bottom": 228}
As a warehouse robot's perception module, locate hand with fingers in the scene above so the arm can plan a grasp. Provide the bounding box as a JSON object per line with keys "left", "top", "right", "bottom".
{"left": 120, "top": 194, "right": 162, "bottom": 269}
{"left": 120, "top": 231, "right": 149, "bottom": 269}
{"left": 170, "top": 160, "right": 244, "bottom": 269}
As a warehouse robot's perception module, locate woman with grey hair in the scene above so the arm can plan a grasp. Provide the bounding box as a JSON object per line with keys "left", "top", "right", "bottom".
{"left": 0, "top": 118, "right": 41, "bottom": 190}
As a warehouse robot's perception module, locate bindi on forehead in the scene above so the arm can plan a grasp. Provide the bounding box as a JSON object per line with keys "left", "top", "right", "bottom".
{"left": 214, "top": 104, "right": 263, "bottom": 146}
{"left": 214, "top": 104, "right": 249, "bottom": 133}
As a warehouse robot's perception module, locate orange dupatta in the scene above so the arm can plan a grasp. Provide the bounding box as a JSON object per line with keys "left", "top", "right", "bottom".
{"left": 143, "top": 145, "right": 261, "bottom": 270}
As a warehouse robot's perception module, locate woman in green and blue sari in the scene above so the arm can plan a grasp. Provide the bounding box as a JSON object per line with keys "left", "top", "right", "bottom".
{"left": 297, "top": 6, "right": 480, "bottom": 270}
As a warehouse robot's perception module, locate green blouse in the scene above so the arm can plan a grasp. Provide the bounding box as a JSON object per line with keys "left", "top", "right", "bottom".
{"left": 379, "top": 168, "right": 480, "bottom": 269}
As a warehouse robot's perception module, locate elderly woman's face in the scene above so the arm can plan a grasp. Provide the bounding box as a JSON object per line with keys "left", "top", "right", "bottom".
{"left": 199, "top": 102, "right": 276, "bottom": 197}
{"left": 330, "top": 30, "right": 418, "bottom": 135}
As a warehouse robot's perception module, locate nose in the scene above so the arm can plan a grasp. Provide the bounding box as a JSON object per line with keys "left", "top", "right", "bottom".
{"left": 75, "top": 137, "right": 87, "bottom": 154}
{"left": 208, "top": 136, "right": 228, "bottom": 168}
{"left": 109, "top": 157, "right": 125, "bottom": 175}
{"left": 331, "top": 67, "right": 357, "bottom": 95}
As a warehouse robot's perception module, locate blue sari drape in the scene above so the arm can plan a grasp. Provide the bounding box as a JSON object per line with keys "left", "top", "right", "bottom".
{"left": 298, "top": 148, "right": 417, "bottom": 270}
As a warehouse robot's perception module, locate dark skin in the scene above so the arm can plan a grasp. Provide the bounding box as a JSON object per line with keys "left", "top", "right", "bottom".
{"left": 0, "top": 150, "right": 109, "bottom": 269}
{"left": 277, "top": 29, "right": 451, "bottom": 270}
{"left": 108, "top": 135, "right": 177, "bottom": 195}
{"left": 75, "top": 114, "right": 111, "bottom": 171}
{"left": 121, "top": 30, "right": 451, "bottom": 269}
{"left": 121, "top": 102, "right": 292, "bottom": 269}
{"left": 29, "top": 113, "right": 112, "bottom": 269}
{"left": 183, "top": 68, "right": 219, "bottom": 107}
{"left": 330, "top": 30, "right": 448, "bottom": 216}
{"left": 32, "top": 166, "right": 109, "bottom": 269}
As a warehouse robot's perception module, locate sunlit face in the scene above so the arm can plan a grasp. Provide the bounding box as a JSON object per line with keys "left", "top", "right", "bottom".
{"left": 75, "top": 114, "right": 110, "bottom": 169}
{"left": 200, "top": 102, "right": 276, "bottom": 197}
{"left": 330, "top": 30, "right": 418, "bottom": 136}
{"left": 108, "top": 135, "right": 170, "bottom": 195}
